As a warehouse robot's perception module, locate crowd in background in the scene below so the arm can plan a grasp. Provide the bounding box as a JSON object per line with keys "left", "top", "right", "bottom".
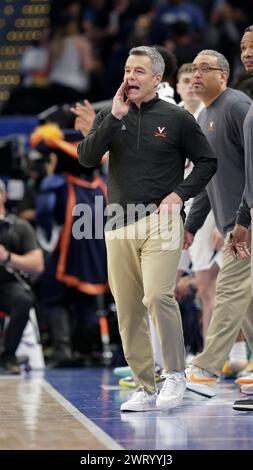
{"left": 1, "top": 0, "right": 253, "bottom": 374}
{"left": 2, "top": 0, "right": 253, "bottom": 115}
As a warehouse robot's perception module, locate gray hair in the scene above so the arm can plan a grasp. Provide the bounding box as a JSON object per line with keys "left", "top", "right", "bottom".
{"left": 244, "top": 25, "right": 253, "bottom": 33}
{"left": 129, "top": 46, "right": 165, "bottom": 76}
{"left": 197, "top": 49, "right": 230, "bottom": 77}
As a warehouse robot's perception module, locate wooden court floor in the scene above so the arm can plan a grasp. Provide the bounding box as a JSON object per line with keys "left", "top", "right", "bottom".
{"left": 0, "top": 368, "right": 252, "bottom": 451}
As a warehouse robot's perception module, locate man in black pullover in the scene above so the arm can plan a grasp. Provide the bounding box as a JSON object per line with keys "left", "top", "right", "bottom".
{"left": 78, "top": 46, "right": 216, "bottom": 412}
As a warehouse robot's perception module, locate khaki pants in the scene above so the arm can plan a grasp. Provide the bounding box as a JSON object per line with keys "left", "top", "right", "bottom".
{"left": 105, "top": 213, "right": 185, "bottom": 393}
{"left": 193, "top": 231, "right": 253, "bottom": 376}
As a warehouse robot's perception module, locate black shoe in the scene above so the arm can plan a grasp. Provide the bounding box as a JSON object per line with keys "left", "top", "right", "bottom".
{"left": 0, "top": 355, "right": 21, "bottom": 375}
{"left": 233, "top": 397, "right": 253, "bottom": 411}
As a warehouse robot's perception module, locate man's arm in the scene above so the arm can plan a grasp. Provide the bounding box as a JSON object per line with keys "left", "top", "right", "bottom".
{"left": 236, "top": 195, "right": 251, "bottom": 229}
{"left": 228, "top": 98, "right": 252, "bottom": 259}
{"left": 173, "top": 112, "right": 217, "bottom": 202}
{"left": 228, "top": 196, "right": 251, "bottom": 259}
{"left": 185, "top": 188, "right": 211, "bottom": 236}
{"left": 78, "top": 81, "right": 131, "bottom": 168}
{"left": 0, "top": 218, "right": 44, "bottom": 273}
{"left": 0, "top": 245, "right": 44, "bottom": 273}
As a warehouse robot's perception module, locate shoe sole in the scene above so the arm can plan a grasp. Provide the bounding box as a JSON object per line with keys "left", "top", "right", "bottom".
{"left": 120, "top": 405, "right": 159, "bottom": 412}
{"left": 236, "top": 377, "right": 253, "bottom": 385}
{"left": 113, "top": 367, "right": 132, "bottom": 378}
{"left": 241, "top": 384, "right": 253, "bottom": 395}
{"left": 233, "top": 404, "right": 253, "bottom": 411}
{"left": 119, "top": 377, "right": 136, "bottom": 389}
{"left": 186, "top": 381, "right": 216, "bottom": 397}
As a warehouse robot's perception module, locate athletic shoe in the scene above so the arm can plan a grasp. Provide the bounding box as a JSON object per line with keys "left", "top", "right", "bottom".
{"left": 237, "top": 360, "right": 253, "bottom": 378}
{"left": 113, "top": 366, "right": 132, "bottom": 378}
{"left": 233, "top": 397, "right": 253, "bottom": 411}
{"left": 235, "top": 373, "right": 253, "bottom": 385}
{"left": 119, "top": 376, "right": 136, "bottom": 389}
{"left": 185, "top": 365, "right": 217, "bottom": 397}
{"left": 221, "top": 360, "right": 247, "bottom": 379}
{"left": 119, "top": 370, "right": 164, "bottom": 389}
{"left": 120, "top": 389, "right": 158, "bottom": 412}
{"left": 156, "top": 372, "right": 186, "bottom": 410}
{"left": 241, "top": 383, "right": 253, "bottom": 395}
{"left": 114, "top": 365, "right": 162, "bottom": 379}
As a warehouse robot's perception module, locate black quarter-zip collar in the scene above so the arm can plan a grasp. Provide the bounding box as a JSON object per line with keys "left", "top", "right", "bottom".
{"left": 130, "top": 94, "right": 160, "bottom": 112}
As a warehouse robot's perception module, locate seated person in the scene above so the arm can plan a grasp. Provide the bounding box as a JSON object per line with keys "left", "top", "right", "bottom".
{"left": 0, "top": 180, "right": 44, "bottom": 374}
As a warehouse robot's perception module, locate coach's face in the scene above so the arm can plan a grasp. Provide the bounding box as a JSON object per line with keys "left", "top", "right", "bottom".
{"left": 241, "top": 31, "right": 253, "bottom": 73}
{"left": 190, "top": 54, "right": 227, "bottom": 100}
{"left": 124, "top": 55, "right": 162, "bottom": 107}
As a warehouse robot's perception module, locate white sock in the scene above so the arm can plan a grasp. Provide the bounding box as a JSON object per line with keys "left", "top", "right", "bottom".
{"left": 229, "top": 341, "right": 248, "bottom": 363}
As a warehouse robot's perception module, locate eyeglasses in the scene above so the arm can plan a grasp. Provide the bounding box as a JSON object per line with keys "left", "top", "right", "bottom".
{"left": 189, "top": 65, "right": 224, "bottom": 74}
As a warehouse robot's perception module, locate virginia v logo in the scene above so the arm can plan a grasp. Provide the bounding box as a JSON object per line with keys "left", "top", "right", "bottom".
{"left": 121, "top": 124, "right": 126, "bottom": 131}
{"left": 208, "top": 121, "right": 214, "bottom": 132}
{"left": 154, "top": 126, "right": 166, "bottom": 138}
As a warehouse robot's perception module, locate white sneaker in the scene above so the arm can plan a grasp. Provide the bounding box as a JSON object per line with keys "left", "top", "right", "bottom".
{"left": 241, "top": 383, "right": 253, "bottom": 395}
{"left": 156, "top": 372, "right": 186, "bottom": 410}
{"left": 120, "top": 389, "right": 158, "bottom": 412}
{"left": 185, "top": 365, "right": 217, "bottom": 397}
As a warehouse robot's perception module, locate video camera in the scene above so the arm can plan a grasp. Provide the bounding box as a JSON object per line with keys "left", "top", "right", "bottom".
{"left": 0, "top": 137, "right": 29, "bottom": 214}
{"left": 0, "top": 138, "right": 26, "bottom": 178}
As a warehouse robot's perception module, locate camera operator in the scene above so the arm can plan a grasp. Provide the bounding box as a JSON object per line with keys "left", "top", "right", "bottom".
{"left": 0, "top": 180, "right": 44, "bottom": 374}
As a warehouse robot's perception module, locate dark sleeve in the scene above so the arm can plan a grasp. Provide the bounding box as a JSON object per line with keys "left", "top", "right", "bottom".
{"left": 236, "top": 195, "right": 251, "bottom": 228}
{"left": 185, "top": 188, "right": 211, "bottom": 235}
{"left": 77, "top": 109, "right": 122, "bottom": 168}
{"left": 16, "top": 219, "right": 39, "bottom": 253}
{"left": 228, "top": 99, "right": 250, "bottom": 148}
{"left": 231, "top": 99, "right": 251, "bottom": 228}
{"left": 174, "top": 112, "right": 217, "bottom": 202}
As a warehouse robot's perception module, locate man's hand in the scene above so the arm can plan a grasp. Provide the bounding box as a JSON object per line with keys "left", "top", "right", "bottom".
{"left": 111, "top": 81, "right": 131, "bottom": 120}
{"left": 183, "top": 230, "right": 194, "bottom": 249}
{"left": 70, "top": 99, "right": 96, "bottom": 136}
{"left": 228, "top": 224, "right": 250, "bottom": 259}
{"left": 156, "top": 192, "right": 183, "bottom": 215}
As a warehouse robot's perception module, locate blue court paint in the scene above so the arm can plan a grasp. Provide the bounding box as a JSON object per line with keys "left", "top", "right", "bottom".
{"left": 46, "top": 368, "right": 253, "bottom": 450}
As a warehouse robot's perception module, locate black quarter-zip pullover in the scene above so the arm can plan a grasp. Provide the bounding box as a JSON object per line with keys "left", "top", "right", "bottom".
{"left": 78, "top": 96, "right": 216, "bottom": 224}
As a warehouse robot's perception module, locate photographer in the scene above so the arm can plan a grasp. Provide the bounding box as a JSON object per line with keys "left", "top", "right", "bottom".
{"left": 0, "top": 180, "right": 44, "bottom": 374}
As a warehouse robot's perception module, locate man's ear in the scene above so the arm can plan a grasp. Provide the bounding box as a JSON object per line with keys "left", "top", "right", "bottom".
{"left": 154, "top": 73, "right": 163, "bottom": 87}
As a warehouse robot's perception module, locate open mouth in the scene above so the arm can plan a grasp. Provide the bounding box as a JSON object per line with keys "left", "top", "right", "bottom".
{"left": 127, "top": 85, "right": 140, "bottom": 92}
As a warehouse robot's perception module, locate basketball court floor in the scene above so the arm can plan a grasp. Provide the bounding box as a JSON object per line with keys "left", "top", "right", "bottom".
{"left": 0, "top": 367, "right": 252, "bottom": 451}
